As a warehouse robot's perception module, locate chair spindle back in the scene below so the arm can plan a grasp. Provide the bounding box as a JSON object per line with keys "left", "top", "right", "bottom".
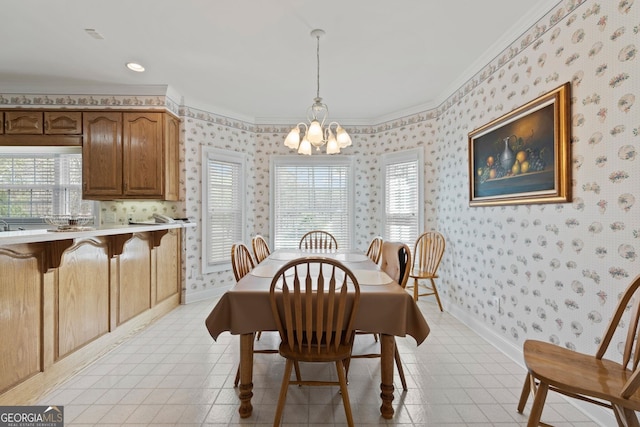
{"left": 231, "top": 243, "right": 255, "bottom": 282}
{"left": 252, "top": 235, "right": 271, "bottom": 264}
{"left": 269, "top": 257, "right": 360, "bottom": 354}
{"left": 299, "top": 230, "right": 338, "bottom": 251}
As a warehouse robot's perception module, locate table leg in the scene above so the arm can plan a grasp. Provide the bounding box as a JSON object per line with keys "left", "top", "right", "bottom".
{"left": 238, "top": 333, "right": 254, "bottom": 418}
{"left": 379, "top": 334, "right": 395, "bottom": 419}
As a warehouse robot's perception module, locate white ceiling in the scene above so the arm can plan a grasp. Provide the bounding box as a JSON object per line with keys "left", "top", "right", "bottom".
{"left": 1, "top": 0, "right": 560, "bottom": 124}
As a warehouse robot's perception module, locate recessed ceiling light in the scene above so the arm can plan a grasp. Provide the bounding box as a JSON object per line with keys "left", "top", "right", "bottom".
{"left": 126, "top": 62, "right": 145, "bottom": 72}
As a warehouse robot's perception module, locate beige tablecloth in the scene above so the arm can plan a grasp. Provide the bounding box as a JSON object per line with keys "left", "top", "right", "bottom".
{"left": 205, "top": 250, "right": 430, "bottom": 344}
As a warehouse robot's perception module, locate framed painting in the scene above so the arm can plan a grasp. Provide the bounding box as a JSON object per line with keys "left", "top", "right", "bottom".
{"left": 468, "top": 82, "right": 571, "bottom": 207}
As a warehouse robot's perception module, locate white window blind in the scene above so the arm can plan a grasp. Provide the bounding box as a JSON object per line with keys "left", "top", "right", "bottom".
{"left": 382, "top": 148, "right": 424, "bottom": 242}
{"left": 271, "top": 156, "right": 354, "bottom": 250}
{"left": 0, "top": 147, "right": 89, "bottom": 219}
{"left": 202, "top": 148, "right": 245, "bottom": 272}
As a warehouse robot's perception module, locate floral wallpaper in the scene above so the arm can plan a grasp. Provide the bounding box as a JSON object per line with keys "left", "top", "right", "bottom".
{"left": 430, "top": 0, "right": 638, "bottom": 362}
{"left": 255, "top": 0, "right": 639, "bottom": 365}
{"left": 1, "top": 0, "right": 637, "bottom": 382}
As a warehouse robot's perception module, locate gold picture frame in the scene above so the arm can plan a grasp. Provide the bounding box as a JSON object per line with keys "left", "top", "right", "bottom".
{"left": 468, "top": 82, "right": 571, "bottom": 207}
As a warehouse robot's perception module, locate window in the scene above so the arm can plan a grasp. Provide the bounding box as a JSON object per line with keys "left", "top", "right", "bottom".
{"left": 0, "top": 147, "right": 92, "bottom": 222}
{"left": 271, "top": 156, "right": 354, "bottom": 250}
{"left": 381, "top": 148, "right": 424, "bottom": 242}
{"left": 202, "top": 147, "right": 245, "bottom": 273}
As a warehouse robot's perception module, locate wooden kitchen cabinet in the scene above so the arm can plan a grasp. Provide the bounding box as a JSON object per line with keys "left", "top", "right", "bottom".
{"left": 123, "top": 112, "right": 164, "bottom": 198}
{"left": 164, "top": 114, "right": 180, "bottom": 201}
{"left": 5, "top": 111, "right": 43, "bottom": 134}
{"left": 4, "top": 110, "right": 82, "bottom": 135}
{"left": 44, "top": 111, "right": 82, "bottom": 134}
{"left": 0, "top": 112, "right": 4, "bottom": 134}
{"left": 82, "top": 112, "right": 123, "bottom": 198}
{"left": 83, "top": 111, "right": 179, "bottom": 200}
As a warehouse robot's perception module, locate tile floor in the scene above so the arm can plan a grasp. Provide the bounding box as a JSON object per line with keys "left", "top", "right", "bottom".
{"left": 37, "top": 297, "right": 601, "bottom": 426}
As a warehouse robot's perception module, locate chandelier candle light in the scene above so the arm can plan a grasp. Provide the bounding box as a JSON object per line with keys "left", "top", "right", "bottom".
{"left": 284, "top": 29, "right": 352, "bottom": 155}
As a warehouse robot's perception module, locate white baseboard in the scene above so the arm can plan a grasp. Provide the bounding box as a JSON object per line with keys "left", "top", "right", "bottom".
{"left": 445, "top": 301, "right": 616, "bottom": 427}
{"left": 181, "top": 285, "right": 231, "bottom": 304}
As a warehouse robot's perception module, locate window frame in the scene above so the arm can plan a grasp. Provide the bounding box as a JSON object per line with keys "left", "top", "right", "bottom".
{"left": 0, "top": 146, "right": 96, "bottom": 225}
{"left": 201, "top": 147, "right": 246, "bottom": 274}
{"left": 381, "top": 147, "right": 424, "bottom": 242}
{"left": 270, "top": 155, "right": 355, "bottom": 250}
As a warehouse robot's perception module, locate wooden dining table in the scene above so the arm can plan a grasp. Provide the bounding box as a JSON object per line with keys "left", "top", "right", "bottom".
{"left": 204, "top": 249, "right": 430, "bottom": 419}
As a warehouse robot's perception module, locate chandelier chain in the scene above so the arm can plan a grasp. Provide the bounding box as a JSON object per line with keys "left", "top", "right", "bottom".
{"left": 315, "top": 33, "right": 321, "bottom": 100}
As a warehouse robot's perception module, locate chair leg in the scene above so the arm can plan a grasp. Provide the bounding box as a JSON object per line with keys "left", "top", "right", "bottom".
{"left": 413, "top": 278, "right": 419, "bottom": 301}
{"left": 517, "top": 373, "right": 532, "bottom": 413}
{"left": 294, "top": 361, "right": 302, "bottom": 382}
{"left": 394, "top": 347, "right": 407, "bottom": 391}
{"left": 256, "top": 331, "right": 262, "bottom": 340}
{"left": 624, "top": 407, "right": 640, "bottom": 427}
{"left": 234, "top": 365, "right": 240, "bottom": 387}
{"left": 612, "top": 405, "right": 627, "bottom": 427}
{"left": 430, "top": 278, "right": 443, "bottom": 311}
{"left": 343, "top": 357, "right": 351, "bottom": 383}
{"left": 336, "top": 360, "right": 354, "bottom": 427}
{"left": 527, "top": 381, "right": 548, "bottom": 427}
{"left": 613, "top": 404, "right": 640, "bottom": 427}
{"left": 273, "top": 360, "right": 293, "bottom": 427}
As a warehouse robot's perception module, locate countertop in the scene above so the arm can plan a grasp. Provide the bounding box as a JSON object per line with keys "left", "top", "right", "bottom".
{"left": 0, "top": 222, "right": 195, "bottom": 245}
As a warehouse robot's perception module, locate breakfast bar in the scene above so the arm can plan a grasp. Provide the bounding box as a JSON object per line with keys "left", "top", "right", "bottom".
{"left": 0, "top": 222, "right": 192, "bottom": 404}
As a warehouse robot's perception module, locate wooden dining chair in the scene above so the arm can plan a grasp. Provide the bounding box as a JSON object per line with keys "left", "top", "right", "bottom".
{"left": 298, "top": 230, "right": 338, "bottom": 251}
{"left": 269, "top": 257, "right": 360, "bottom": 427}
{"left": 347, "top": 241, "right": 411, "bottom": 390}
{"left": 366, "top": 236, "right": 384, "bottom": 264}
{"left": 231, "top": 242, "right": 255, "bottom": 282}
{"left": 230, "top": 243, "right": 279, "bottom": 387}
{"left": 250, "top": 235, "right": 271, "bottom": 339}
{"left": 518, "top": 273, "right": 640, "bottom": 427}
{"left": 407, "top": 231, "right": 445, "bottom": 310}
{"left": 251, "top": 234, "right": 270, "bottom": 264}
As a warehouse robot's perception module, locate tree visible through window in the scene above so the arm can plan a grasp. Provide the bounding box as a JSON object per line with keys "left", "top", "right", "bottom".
{"left": 0, "top": 147, "right": 90, "bottom": 220}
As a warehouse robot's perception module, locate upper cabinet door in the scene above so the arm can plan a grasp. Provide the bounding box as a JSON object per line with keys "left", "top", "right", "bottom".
{"left": 44, "top": 111, "right": 82, "bottom": 134}
{"left": 5, "top": 111, "right": 43, "bottom": 134}
{"left": 163, "top": 114, "right": 180, "bottom": 201}
{"left": 123, "top": 112, "right": 163, "bottom": 197}
{"left": 82, "top": 112, "right": 123, "bottom": 199}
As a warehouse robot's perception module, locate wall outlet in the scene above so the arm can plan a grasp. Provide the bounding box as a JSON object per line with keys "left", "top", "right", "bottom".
{"left": 493, "top": 296, "right": 500, "bottom": 311}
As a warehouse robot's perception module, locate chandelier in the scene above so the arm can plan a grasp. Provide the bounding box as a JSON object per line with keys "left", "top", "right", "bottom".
{"left": 284, "top": 29, "right": 352, "bottom": 155}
